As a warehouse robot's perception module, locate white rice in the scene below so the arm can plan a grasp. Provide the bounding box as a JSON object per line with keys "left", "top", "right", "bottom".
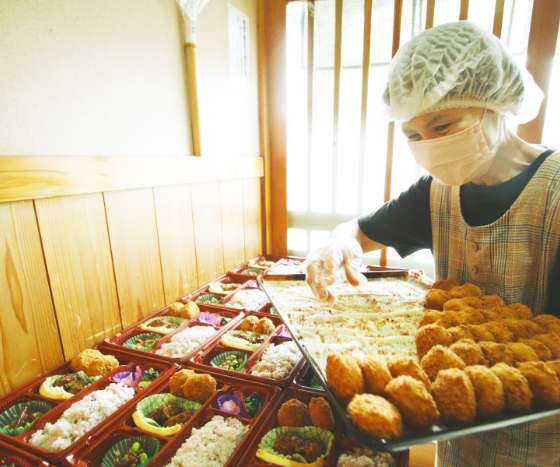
{"left": 337, "top": 447, "right": 395, "bottom": 467}
{"left": 29, "top": 383, "right": 134, "bottom": 452}
{"left": 165, "top": 415, "right": 248, "bottom": 467}
{"left": 226, "top": 290, "right": 268, "bottom": 311}
{"left": 156, "top": 326, "right": 217, "bottom": 358}
{"left": 250, "top": 341, "right": 302, "bottom": 380}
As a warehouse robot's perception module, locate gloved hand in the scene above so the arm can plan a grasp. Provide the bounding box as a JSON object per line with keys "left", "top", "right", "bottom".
{"left": 305, "top": 236, "right": 367, "bottom": 302}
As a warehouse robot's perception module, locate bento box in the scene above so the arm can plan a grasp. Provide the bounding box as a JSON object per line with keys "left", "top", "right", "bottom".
{"left": 238, "top": 386, "right": 408, "bottom": 467}
{"left": 71, "top": 366, "right": 280, "bottom": 466}
{"left": 192, "top": 313, "right": 305, "bottom": 387}
{"left": 230, "top": 256, "right": 306, "bottom": 279}
{"left": 0, "top": 349, "right": 176, "bottom": 463}
{"left": 181, "top": 273, "right": 251, "bottom": 310}
{"left": 0, "top": 439, "right": 51, "bottom": 466}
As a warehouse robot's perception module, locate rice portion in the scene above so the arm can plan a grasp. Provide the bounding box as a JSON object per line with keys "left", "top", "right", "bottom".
{"left": 250, "top": 341, "right": 302, "bottom": 380}
{"left": 29, "top": 383, "right": 134, "bottom": 452}
{"left": 165, "top": 415, "right": 248, "bottom": 467}
{"left": 156, "top": 326, "right": 217, "bottom": 358}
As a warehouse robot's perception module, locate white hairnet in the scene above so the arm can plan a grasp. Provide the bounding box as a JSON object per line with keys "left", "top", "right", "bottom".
{"left": 383, "top": 21, "right": 543, "bottom": 123}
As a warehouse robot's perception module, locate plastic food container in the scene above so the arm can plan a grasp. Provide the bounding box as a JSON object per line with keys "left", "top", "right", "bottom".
{"left": 237, "top": 386, "right": 409, "bottom": 467}
{"left": 72, "top": 367, "right": 280, "bottom": 466}
{"left": 293, "top": 364, "right": 327, "bottom": 392}
{"left": 0, "top": 349, "right": 177, "bottom": 464}
{"left": 180, "top": 274, "right": 251, "bottom": 311}
{"left": 193, "top": 318, "right": 305, "bottom": 387}
{"left": 229, "top": 255, "right": 303, "bottom": 279}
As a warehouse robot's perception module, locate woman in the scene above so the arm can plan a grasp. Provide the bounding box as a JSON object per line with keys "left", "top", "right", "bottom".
{"left": 305, "top": 21, "right": 559, "bottom": 467}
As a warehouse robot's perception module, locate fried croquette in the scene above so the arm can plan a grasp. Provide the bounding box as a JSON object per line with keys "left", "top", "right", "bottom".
{"left": 415, "top": 324, "right": 453, "bottom": 358}
{"left": 168, "top": 301, "right": 200, "bottom": 319}
{"left": 481, "top": 307, "right": 513, "bottom": 321}
{"left": 481, "top": 295, "right": 505, "bottom": 308}
{"left": 448, "top": 283, "right": 482, "bottom": 299}
{"left": 421, "top": 345, "right": 466, "bottom": 382}
{"left": 448, "top": 325, "right": 475, "bottom": 343}
{"left": 70, "top": 349, "right": 119, "bottom": 377}
{"left": 435, "top": 311, "right": 464, "bottom": 328}
{"left": 467, "top": 324, "right": 496, "bottom": 342}
{"left": 359, "top": 357, "right": 392, "bottom": 395}
{"left": 347, "top": 394, "right": 403, "bottom": 439}
{"left": 507, "top": 343, "right": 539, "bottom": 363}
{"left": 501, "top": 319, "right": 542, "bottom": 339}
{"left": 483, "top": 321, "right": 514, "bottom": 343}
{"left": 425, "top": 289, "right": 449, "bottom": 310}
{"left": 432, "top": 279, "right": 461, "bottom": 291}
{"left": 255, "top": 317, "right": 276, "bottom": 335}
{"left": 239, "top": 315, "right": 259, "bottom": 332}
{"left": 507, "top": 303, "right": 533, "bottom": 320}
{"left": 182, "top": 373, "right": 217, "bottom": 403}
{"left": 519, "top": 338, "right": 552, "bottom": 361}
{"left": 169, "top": 369, "right": 195, "bottom": 396}
{"left": 443, "top": 297, "right": 482, "bottom": 311}
{"left": 309, "top": 397, "right": 335, "bottom": 430}
{"left": 464, "top": 365, "right": 505, "bottom": 418}
{"left": 517, "top": 361, "right": 560, "bottom": 406}
{"left": 450, "top": 339, "right": 487, "bottom": 366}
{"left": 387, "top": 357, "right": 431, "bottom": 388}
{"left": 277, "top": 399, "right": 311, "bottom": 427}
{"left": 534, "top": 333, "right": 560, "bottom": 358}
{"left": 326, "top": 354, "right": 364, "bottom": 403}
{"left": 385, "top": 376, "right": 439, "bottom": 430}
{"left": 420, "top": 310, "right": 445, "bottom": 327}
{"left": 491, "top": 363, "right": 533, "bottom": 411}
{"left": 459, "top": 309, "right": 487, "bottom": 325}
{"left": 533, "top": 314, "right": 560, "bottom": 334}
{"left": 546, "top": 360, "right": 560, "bottom": 378}
{"left": 479, "top": 342, "right": 515, "bottom": 366}
{"left": 431, "top": 369, "right": 476, "bottom": 425}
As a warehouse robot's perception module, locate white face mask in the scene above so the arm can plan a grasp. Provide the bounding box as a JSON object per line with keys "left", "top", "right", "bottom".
{"left": 407, "top": 113, "right": 502, "bottom": 186}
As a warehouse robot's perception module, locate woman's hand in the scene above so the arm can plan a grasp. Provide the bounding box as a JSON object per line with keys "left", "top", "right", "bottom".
{"left": 305, "top": 236, "right": 367, "bottom": 302}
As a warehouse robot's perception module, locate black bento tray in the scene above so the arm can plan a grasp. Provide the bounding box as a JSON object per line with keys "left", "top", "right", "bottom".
{"left": 258, "top": 270, "right": 560, "bottom": 452}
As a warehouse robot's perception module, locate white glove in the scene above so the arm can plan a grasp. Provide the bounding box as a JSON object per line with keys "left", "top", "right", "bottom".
{"left": 305, "top": 236, "right": 367, "bottom": 302}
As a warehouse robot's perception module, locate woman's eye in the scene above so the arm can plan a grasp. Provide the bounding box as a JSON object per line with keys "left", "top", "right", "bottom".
{"left": 435, "top": 123, "right": 451, "bottom": 132}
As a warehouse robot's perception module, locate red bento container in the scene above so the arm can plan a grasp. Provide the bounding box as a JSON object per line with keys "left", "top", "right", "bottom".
{"left": 192, "top": 314, "right": 305, "bottom": 387}
{"left": 72, "top": 366, "right": 280, "bottom": 467}
{"left": 230, "top": 255, "right": 305, "bottom": 279}
{"left": 181, "top": 273, "right": 251, "bottom": 312}
{"left": 238, "top": 386, "right": 409, "bottom": 467}
{"left": 0, "top": 349, "right": 177, "bottom": 464}
{"left": 0, "top": 439, "right": 51, "bottom": 466}
{"left": 100, "top": 303, "right": 242, "bottom": 364}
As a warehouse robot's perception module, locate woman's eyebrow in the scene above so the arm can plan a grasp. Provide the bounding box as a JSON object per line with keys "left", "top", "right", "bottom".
{"left": 428, "top": 114, "right": 449, "bottom": 125}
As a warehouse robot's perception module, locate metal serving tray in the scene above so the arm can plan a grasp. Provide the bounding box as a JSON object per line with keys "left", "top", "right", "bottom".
{"left": 258, "top": 270, "right": 560, "bottom": 452}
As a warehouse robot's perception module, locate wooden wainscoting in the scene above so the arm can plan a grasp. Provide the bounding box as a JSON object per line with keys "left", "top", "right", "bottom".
{"left": 0, "top": 156, "right": 263, "bottom": 396}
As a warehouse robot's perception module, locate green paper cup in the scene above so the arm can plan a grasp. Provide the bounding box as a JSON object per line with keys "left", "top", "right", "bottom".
{"left": 0, "top": 400, "right": 53, "bottom": 436}
{"left": 123, "top": 333, "right": 162, "bottom": 351}
{"left": 101, "top": 435, "right": 160, "bottom": 467}
{"left": 195, "top": 294, "right": 222, "bottom": 305}
{"left": 210, "top": 351, "right": 248, "bottom": 372}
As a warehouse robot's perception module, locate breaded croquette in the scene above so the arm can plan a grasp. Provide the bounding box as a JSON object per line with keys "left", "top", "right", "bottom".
{"left": 501, "top": 319, "right": 542, "bottom": 339}
{"left": 277, "top": 399, "right": 310, "bottom": 427}
{"left": 448, "top": 283, "right": 482, "bottom": 299}
{"left": 507, "top": 303, "right": 533, "bottom": 320}
{"left": 347, "top": 394, "right": 403, "bottom": 439}
{"left": 425, "top": 289, "right": 450, "bottom": 310}
{"left": 479, "top": 342, "right": 515, "bottom": 366}
{"left": 169, "top": 369, "right": 195, "bottom": 396}
{"left": 519, "top": 338, "right": 552, "bottom": 361}
{"left": 70, "top": 349, "right": 119, "bottom": 377}
{"left": 450, "top": 339, "right": 487, "bottom": 366}
{"left": 435, "top": 311, "right": 464, "bottom": 328}
{"left": 443, "top": 297, "right": 482, "bottom": 311}
{"left": 255, "top": 317, "right": 276, "bottom": 335}
{"left": 481, "top": 307, "right": 514, "bottom": 321}
{"left": 387, "top": 357, "right": 431, "bottom": 388}
{"left": 483, "top": 321, "right": 514, "bottom": 343}
{"left": 467, "top": 324, "right": 496, "bottom": 342}
{"left": 546, "top": 360, "right": 560, "bottom": 378}
{"left": 465, "top": 365, "right": 505, "bottom": 418}
{"left": 507, "top": 343, "right": 539, "bottom": 363}
{"left": 182, "top": 373, "right": 217, "bottom": 403}
{"left": 448, "top": 325, "right": 475, "bottom": 343}
{"left": 359, "top": 357, "right": 392, "bottom": 395}
{"left": 415, "top": 324, "right": 453, "bottom": 358}
{"left": 421, "top": 345, "right": 466, "bottom": 382}
{"left": 533, "top": 314, "right": 560, "bottom": 334}
{"left": 534, "top": 333, "right": 560, "bottom": 358}
{"left": 480, "top": 295, "right": 505, "bottom": 308}
{"left": 457, "top": 309, "right": 486, "bottom": 325}
{"left": 420, "top": 310, "right": 445, "bottom": 327}
{"left": 309, "top": 397, "right": 334, "bottom": 430}
{"left": 239, "top": 315, "right": 259, "bottom": 331}
{"left": 385, "top": 376, "right": 440, "bottom": 430}
{"left": 432, "top": 279, "right": 461, "bottom": 291}
{"left": 517, "top": 362, "right": 560, "bottom": 406}
{"left": 491, "top": 363, "right": 533, "bottom": 411}
{"left": 326, "top": 354, "right": 364, "bottom": 403}
{"left": 431, "top": 369, "right": 477, "bottom": 425}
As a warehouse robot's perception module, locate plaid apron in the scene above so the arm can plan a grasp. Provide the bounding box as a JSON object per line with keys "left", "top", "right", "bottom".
{"left": 431, "top": 152, "right": 560, "bottom": 467}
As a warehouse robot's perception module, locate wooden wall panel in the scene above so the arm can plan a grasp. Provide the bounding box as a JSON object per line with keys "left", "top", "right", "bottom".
{"left": 104, "top": 189, "right": 165, "bottom": 326}
{"left": 34, "top": 194, "right": 122, "bottom": 359}
{"left": 243, "top": 178, "right": 262, "bottom": 260}
{"left": 0, "top": 201, "right": 63, "bottom": 396}
{"left": 154, "top": 185, "right": 199, "bottom": 302}
{"left": 220, "top": 180, "right": 247, "bottom": 271}
{"left": 191, "top": 182, "right": 225, "bottom": 284}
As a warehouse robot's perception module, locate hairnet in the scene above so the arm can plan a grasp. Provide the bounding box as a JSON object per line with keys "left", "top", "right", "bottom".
{"left": 382, "top": 21, "right": 543, "bottom": 123}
